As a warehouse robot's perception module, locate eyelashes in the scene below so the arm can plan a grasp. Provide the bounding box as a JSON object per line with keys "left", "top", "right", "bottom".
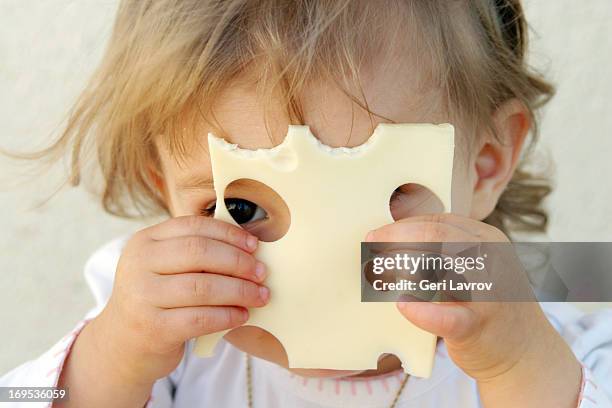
{"left": 199, "top": 198, "right": 268, "bottom": 225}
{"left": 200, "top": 202, "right": 215, "bottom": 217}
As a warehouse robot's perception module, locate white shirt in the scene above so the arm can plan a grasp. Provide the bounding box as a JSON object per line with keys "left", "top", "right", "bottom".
{"left": 2, "top": 235, "right": 611, "bottom": 408}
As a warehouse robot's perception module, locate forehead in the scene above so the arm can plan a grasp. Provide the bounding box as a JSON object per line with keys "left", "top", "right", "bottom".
{"left": 156, "top": 61, "right": 449, "bottom": 188}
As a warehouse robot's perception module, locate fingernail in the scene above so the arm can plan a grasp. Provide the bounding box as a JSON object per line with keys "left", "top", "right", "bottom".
{"left": 259, "top": 286, "right": 270, "bottom": 301}
{"left": 246, "top": 235, "right": 258, "bottom": 251}
{"left": 365, "top": 230, "right": 376, "bottom": 241}
{"left": 255, "top": 262, "right": 266, "bottom": 281}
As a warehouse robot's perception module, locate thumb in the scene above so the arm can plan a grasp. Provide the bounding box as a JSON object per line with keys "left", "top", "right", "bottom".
{"left": 396, "top": 301, "right": 479, "bottom": 342}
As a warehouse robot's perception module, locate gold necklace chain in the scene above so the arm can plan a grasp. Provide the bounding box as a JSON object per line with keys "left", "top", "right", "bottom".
{"left": 245, "top": 353, "right": 409, "bottom": 408}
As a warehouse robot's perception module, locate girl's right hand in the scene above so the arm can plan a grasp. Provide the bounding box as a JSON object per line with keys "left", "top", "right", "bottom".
{"left": 89, "top": 215, "right": 269, "bottom": 387}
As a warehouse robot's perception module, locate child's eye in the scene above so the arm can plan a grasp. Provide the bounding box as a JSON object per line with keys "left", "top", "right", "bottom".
{"left": 200, "top": 198, "right": 268, "bottom": 225}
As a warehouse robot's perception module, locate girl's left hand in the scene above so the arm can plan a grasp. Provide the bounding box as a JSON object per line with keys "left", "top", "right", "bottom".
{"left": 365, "top": 213, "right": 583, "bottom": 408}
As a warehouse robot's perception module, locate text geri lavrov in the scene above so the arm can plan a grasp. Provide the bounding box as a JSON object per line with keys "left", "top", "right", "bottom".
{"left": 369, "top": 252, "right": 494, "bottom": 292}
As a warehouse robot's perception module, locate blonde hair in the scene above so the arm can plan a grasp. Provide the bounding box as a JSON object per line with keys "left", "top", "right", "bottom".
{"left": 21, "top": 0, "right": 554, "bottom": 234}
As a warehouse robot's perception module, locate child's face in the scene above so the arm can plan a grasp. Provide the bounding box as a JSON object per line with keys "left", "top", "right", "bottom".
{"left": 154, "top": 63, "right": 524, "bottom": 376}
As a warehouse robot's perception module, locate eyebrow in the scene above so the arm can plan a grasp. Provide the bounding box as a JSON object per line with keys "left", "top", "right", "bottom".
{"left": 176, "top": 174, "right": 215, "bottom": 191}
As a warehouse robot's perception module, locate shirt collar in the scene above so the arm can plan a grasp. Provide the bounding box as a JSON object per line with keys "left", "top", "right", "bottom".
{"left": 254, "top": 339, "right": 460, "bottom": 407}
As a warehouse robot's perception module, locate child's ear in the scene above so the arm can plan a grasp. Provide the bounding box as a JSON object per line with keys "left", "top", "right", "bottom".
{"left": 470, "top": 99, "right": 531, "bottom": 220}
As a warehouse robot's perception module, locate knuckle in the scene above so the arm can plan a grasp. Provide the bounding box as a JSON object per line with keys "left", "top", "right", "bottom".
{"left": 190, "top": 309, "right": 211, "bottom": 328}
{"left": 225, "top": 225, "right": 247, "bottom": 243}
{"left": 425, "top": 213, "right": 451, "bottom": 225}
{"left": 421, "top": 222, "right": 445, "bottom": 242}
{"left": 183, "top": 215, "right": 202, "bottom": 232}
{"left": 191, "top": 276, "right": 213, "bottom": 300}
{"left": 245, "top": 281, "right": 262, "bottom": 303}
{"left": 184, "top": 236, "right": 208, "bottom": 259}
{"left": 228, "top": 308, "right": 245, "bottom": 325}
{"left": 233, "top": 250, "right": 245, "bottom": 273}
{"left": 219, "top": 308, "right": 233, "bottom": 327}
{"left": 237, "top": 280, "right": 252, "bottom": 301}
{"left": 224, "top": 224, "right": 240, "bottom": 244}
{"left": 224, "top": 307, "right": 246, "bottom": 327}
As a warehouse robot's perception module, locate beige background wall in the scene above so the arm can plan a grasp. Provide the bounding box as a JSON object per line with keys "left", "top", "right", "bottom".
{"left": 1, "top": 1, "right": 611, "bottom": 373}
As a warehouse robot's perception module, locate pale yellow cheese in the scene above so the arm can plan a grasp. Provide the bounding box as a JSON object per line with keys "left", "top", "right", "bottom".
{"left": 194, "top": 123, "right": 455, "bottom": 377}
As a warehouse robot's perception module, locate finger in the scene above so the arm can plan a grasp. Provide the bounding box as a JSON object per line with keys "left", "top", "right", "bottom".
{"left": 144, "top": 215, "right": 258, "bottom": 253}
{"left": 152, "top": 273, "right": 270, "bottom": 308}
{"left": 146, "top": 236, "right": 266, "bottom": 283}
{"left": 396, "top": 301, "right": 479, "bottom": 342}
{"left": 366, "top": 220, "right": 481, "bottom": 243}
{"left": 383, "top": 213, "right": 507, "bottom": 242}
{"left": 158, "top": 306, "right": 249, "bottom": 340}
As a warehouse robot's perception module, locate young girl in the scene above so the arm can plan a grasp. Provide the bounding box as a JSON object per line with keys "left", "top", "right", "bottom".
{"left": 2, "top": 0, "right": 611, "bottom": 407}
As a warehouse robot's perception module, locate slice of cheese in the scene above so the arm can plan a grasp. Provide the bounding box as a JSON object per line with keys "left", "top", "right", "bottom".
{"left": 194, "top": 123, "right": 455, "bottom": 377}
